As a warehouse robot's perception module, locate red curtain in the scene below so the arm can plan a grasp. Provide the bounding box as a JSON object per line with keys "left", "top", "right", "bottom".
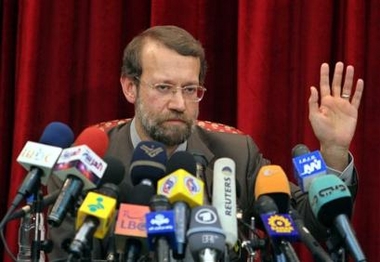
{"left": 1, "top": 1, "right": 379, "bottom": 261}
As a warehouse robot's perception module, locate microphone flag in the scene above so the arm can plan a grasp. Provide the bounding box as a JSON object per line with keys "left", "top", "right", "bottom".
{"left": 260, "top": 213, "right": 299, "bottom": 242}
{"left": 76, "top": 191, "right": 117, "bottom": 239}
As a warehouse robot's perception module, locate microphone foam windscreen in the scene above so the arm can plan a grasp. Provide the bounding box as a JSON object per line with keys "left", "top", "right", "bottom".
{"left": 254, "top": 165, "right": 291, "bottom": 213}
{"left": 254, "top": 195, "right": 279, "bottom": 215}
{"left": 128, "top": 184, "right": 155, "bottom": 206}
{"left": 101, "top": 156, "right": 125, "bottom": 185}
{"left": 39, "top": 122, "right": 75, "bottom": 148}
{"left": 291, "top": 144, "right": 310, "bottom": 157}
{"left": 191, "top": 151, "right": 208, "bottom": 167}
{"left": 254, "top": 165, "right": 291, "bottom": 199}
{"left": 130, "top": 141, "right": 167, "bottom": 186}
{"left": 166, "top": 151, "right": 197, "bottom": 176}
{"left": 308, "top": 175, "right": 352, "bottom": 226}
{"left": 74, "top": 126, "right": 109, "bottom": 157}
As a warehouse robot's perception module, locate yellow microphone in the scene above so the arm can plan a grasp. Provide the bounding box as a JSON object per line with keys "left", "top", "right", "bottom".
{"left": 157, "top": 168, "right": 204, "bottom": 208}
{"left": 157, "top": 163, "right": 204, "bottom": 259}
{"left": 76, "top": 191, "right": 117, "bottom": 238}
{"left": 68, "top": 183, "right": 119, "bottom": 259}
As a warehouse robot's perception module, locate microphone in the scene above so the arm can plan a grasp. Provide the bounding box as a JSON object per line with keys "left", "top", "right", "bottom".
{"left": 156, "top": 166, "right": 205, "bottom": 259}
{"left": 254, "top": 195, "right": 299, "bottom": 262}
{"left": 157, "top": 168, "right": 204, "bottom": 208}
{"left": 289, "top": 208, "right": 333, "bottom": 262}
{"left": 164, "top": 151, "right": 197, "bottom": 259}
{"left": 67, "top": 158, "right": 125, "bottom": 260}
{"left": 308, "top": 175, "right": 367, "bottom": 262}
{"left": 163, "top": 151, "right": 198, "bottom": 259}
{"left": 254, "top": 165, "right": 300, "bottom": 261}
{"left": 7, "top": 190, "right": 60, "bottom": 222}
{"left": 48, "top": 126, "right": 109, "bottom": 227}
{"left": 212, "top": 157, "right": 238, "bottom": 248}
{"left": 192, "top": 152, "right": 208, "bottom": 180}
{"left": 7, "top": 156, "right": 124, "bottom": 222}
{"left": 130, "top": 141, "right": 167, "bottom": 188}
{"left": 254, "top": 165, "right": 291, "bottom": 213}
{"left": 0, "top": 122, "right": 74, "bottom": 229}
{"left": 291, "top": 144, "right": 327, "bottom": 192}
{"left": 145, "top": 194, "right": 175, "bottom": 262}
{"left": 166, "top": 151, "right": 197, "bottom": 175}
{"left": 114, "top": 184, "right": 153, "bottom": 262}
{"left": 187, "top": 205, "right": 226, "bottom": 262}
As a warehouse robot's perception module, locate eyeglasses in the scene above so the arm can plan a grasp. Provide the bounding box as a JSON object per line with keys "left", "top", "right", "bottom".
{"left": 135, "top": 77, "right": 207, "bottom": 102}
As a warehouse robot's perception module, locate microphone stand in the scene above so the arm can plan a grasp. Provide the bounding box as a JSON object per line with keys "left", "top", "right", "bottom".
{"left": 271, "top": 243, "right": 287, "bottom": 262}
{"left": 155, "top": 236, "right": 171, "bottom": 262}
{"left": 31, "top": 180, "right": 44, "bottom": 262}
{"left": 279, "top": 241, "right": 300, "bottom": 262}
{"left": 326, "top": 231, "right": 347, "bottom": 262}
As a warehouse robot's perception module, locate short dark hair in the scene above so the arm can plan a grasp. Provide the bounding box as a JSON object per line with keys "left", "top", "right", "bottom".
{"left": 121, "top": 25, "right": 207, "bottom": 84}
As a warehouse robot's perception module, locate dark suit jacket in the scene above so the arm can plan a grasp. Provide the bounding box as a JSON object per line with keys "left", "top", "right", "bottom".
{"left": 47, "top": 120, "right": 357, "bottom": 261}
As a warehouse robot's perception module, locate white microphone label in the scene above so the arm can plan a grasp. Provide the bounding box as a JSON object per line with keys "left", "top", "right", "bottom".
{"left": 17, "top": 141, "right": 63, "bottom": 185}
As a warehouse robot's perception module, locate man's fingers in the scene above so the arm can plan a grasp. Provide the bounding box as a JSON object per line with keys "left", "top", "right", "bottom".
{"left": 320, "top": 63, "right": 331, "bottom": 98}
{"left": 331, "top": 62, "right": 344, "bottom": 97}
{"left": 351, "top": 79, "right": 364, "bottom": 109}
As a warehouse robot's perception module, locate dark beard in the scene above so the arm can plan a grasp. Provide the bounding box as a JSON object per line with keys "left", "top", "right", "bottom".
{"left": 148, "top": 121, "right": 193, "bottom": 146}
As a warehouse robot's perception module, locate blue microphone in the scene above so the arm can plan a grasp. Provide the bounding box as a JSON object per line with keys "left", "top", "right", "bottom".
{"left": 130, "top": 141, "right": 167, "bottom": 188}
{"left": 292, "top": 144, "right": 327, "bottom": 192}
{"left": 146, "top": 195, "right": 175, "bottom": 262}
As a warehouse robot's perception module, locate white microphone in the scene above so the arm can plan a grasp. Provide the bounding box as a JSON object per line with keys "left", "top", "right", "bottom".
{"left": 0, "top": 122, "right": 74, "bottom": 230}
{"left": 212, "top": 157, "right": 238, "bottom": 248}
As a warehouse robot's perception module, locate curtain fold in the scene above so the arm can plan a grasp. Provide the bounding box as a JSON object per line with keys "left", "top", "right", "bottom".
{"left": 1, "top": 1, "right": 378, "bottom": 261}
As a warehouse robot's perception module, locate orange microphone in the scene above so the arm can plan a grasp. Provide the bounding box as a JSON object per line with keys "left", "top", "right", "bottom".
{"left": 254, "top": 165, "right": 291, "bottom": 213}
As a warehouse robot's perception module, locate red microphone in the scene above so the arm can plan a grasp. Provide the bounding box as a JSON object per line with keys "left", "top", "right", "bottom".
{"left": 48, "top": 126, "right": 109, "bottom": 227}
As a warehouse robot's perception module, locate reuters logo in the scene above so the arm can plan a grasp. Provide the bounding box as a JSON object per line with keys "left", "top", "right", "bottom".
{"left": 267, "top": 215, "right": 294, "bottom": 233}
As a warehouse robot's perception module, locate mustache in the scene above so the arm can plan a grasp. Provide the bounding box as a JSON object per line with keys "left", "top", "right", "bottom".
{"left": 158, "top": 112, "right": 193, "bottom": 124}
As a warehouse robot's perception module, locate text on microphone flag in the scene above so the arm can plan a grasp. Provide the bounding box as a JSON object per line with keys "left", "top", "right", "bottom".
{"left": 115, "top": 203, "right": 149, "bottom": 238}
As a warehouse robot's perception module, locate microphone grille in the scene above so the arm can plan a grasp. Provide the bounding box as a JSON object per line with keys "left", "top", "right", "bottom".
{"left": 39, "top": 122, "right": 74, "bottom": 148}
{"left": 130, "top": 141, "right": 167, "bottom": 186}
{"left": 167, "top": 151, "right": 197, "bottom": 175}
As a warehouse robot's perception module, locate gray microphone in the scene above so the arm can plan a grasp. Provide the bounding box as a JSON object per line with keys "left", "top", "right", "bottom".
{"left": 187, "top": 205, "right": 226, "bottom": 262}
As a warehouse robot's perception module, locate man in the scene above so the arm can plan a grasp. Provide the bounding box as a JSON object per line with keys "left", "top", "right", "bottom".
{"left": 48, "top": 25, "right": 364, "bottom": 261}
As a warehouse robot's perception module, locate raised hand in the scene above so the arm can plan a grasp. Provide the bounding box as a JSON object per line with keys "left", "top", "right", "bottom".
{"left": 308, "top": 62, "right": 364, "bottom": 171}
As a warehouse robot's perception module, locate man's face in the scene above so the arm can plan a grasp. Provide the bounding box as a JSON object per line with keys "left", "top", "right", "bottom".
{"left": 134, "top": 41, "right": 201, "bottom": 146}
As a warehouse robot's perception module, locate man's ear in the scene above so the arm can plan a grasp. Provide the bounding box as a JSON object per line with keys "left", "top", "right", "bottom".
{"left": 120, "top": 76, "right": 137, "bottom": 103}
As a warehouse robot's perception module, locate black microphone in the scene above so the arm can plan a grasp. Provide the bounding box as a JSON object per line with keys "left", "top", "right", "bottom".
{"left": 289, "top": 208, "right": 333, "bottom": 262}
{"left": 7, "top": 190, "right": 60, "bottom": 222}
{"left": 192, "top": 152, "right": 207, "bottom": 178}
{"left": 192, "top": 152, "right": 212, "bottom": 203}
